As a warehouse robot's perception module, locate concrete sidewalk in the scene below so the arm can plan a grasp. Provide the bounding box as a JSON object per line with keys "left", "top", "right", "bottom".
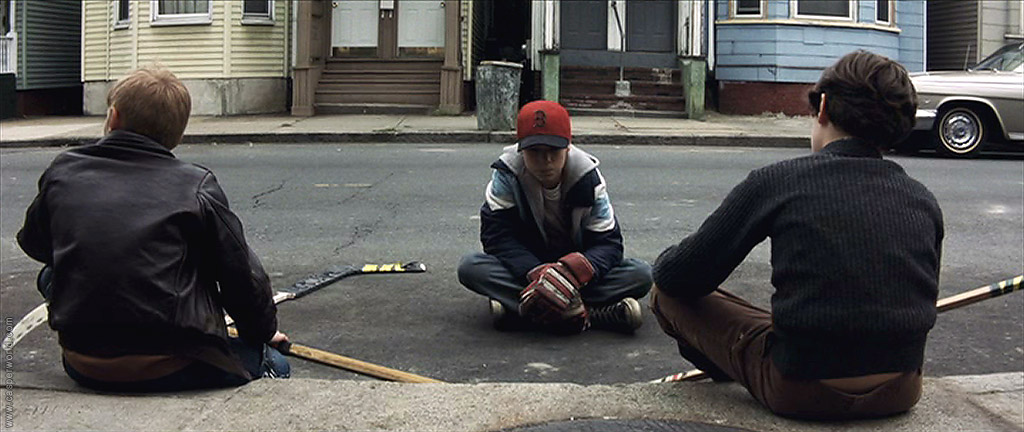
{"left": 6, "top": 372, "right": 1022, "bottom": 431}
{"left": 0, "top": 112, "right": 811, "bottom": 148}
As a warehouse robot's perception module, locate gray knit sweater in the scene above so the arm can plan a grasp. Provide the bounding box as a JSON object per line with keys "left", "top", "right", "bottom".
{"left": 653, "top": 138, "right": 944, "bottom": 379}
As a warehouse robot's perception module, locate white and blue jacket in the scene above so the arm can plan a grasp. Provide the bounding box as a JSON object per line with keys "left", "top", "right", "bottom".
{"left": 480, "top": 144, "right": 624, "bottom": 284}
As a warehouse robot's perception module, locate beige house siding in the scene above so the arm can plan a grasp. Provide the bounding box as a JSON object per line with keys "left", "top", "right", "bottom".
{"left": 1011, "top": 1, "right": 1024, "bottom": 36}
{"left": 230, "top": 0, "right": 289, "bottom": 77}
{"left": 979, "top": 0, "right": 1011, "bottom": 60}
{"left": 135, "top": 1, "right": 226, "bottom": 79}
{"left": 107, "top": 2, "right": 132, "bottom": 79}
{"left": 81, "top": 1, "right": 109, "bottom": 81}
{"left": 82, "top": 0, "right": 289, "bottom": 81}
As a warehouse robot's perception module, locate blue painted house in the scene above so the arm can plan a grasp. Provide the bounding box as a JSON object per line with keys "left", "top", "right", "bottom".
{"left": 712, "top": 0, "right": 925, "bottom": 115}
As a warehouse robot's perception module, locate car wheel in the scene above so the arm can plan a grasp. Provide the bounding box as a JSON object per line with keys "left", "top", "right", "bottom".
{"left": 935, "top": 106, "right": 986, "bottom": 157}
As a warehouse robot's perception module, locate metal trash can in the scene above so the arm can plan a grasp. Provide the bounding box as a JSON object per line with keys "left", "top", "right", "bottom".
{"left": 475, "top": 60, "right": 523, "bottom": 131}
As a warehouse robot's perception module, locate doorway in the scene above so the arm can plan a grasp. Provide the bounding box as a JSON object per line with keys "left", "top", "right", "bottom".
{"left": 478, "top": 0, "right": 533, "bottom": 104}
{"left": 626, "top": 0, "right": 676, "bottom": 53}
{"left": 331, "top": 0, "right": 446, "bottom": 59}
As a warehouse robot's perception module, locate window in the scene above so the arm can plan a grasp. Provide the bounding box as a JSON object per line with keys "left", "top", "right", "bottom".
{"left": 876, "top": 0, "right": 892, "bottom": 24}
{"left": 151, "top": 0, "right": 212, "bottom": 26}
{"left": 794, "top": 0, "right": 853, "bottom": 20}
{"left": 1, "top": 0, "right": 11, "bottom": 35}
{"left": 242, "top": 0, "right": 274, "bottom": 25}
{"left": 115, "top": 0, "right": 130, "bottom": 29}
{"left": 734, "top": 0, "right": 762, "bottom": 17}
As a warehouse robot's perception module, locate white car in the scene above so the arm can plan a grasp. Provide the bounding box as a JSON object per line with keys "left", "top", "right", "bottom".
{"left": 910, "top": 42, "right": 1024, "bottom": 157}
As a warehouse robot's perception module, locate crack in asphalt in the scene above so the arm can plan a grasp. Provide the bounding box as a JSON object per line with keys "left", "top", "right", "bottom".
{"left": 333, "top": 172, "right": 397, "bottom": 254}
{"left": 252, "top": 177, "right": 291, "bottom": 208}
{"left": 340, "top": 172, "right": 395, "bottom": 205}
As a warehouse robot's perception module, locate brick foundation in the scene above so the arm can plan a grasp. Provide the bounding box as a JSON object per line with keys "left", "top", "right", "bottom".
{"left": 718, "top": 81, "right": 814, "bottom": 116}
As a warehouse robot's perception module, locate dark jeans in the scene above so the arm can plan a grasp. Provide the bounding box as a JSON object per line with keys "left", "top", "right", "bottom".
{"left": 38, "top": 267, "right": 290, "bottom": 392}
{"left": 457, "top": 252, "right": 653, "bottom": 312}
{"left": 649, "top": 285, "right": 922, "bottom": 420}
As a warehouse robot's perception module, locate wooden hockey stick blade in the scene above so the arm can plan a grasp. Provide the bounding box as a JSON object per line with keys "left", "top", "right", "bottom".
{"left": 1, "top": 303, "right": 48, "bottom": 350}
{"left": 652, "top": 274, "right": 1024, "bottom": 384}
{"left": 226, "top": 327, "right": 442, "bottom": 383}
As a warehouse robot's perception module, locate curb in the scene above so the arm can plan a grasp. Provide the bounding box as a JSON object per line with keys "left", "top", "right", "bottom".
{"left": 0, "top": 132, "right": 809, "bottom": 148}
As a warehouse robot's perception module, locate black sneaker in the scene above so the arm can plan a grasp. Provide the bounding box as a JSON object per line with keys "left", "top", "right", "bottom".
{"left": 589, "top": 297, "right": 643, "bottom": 333}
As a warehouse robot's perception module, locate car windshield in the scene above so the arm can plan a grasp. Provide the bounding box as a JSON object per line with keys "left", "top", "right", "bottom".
{"left": 972, "top": 43, "right": 1024, "bottom": 72}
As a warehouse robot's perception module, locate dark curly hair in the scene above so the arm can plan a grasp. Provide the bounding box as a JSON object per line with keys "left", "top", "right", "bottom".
{"left": 808, "top": 50, "right": 917, "bottom": 148}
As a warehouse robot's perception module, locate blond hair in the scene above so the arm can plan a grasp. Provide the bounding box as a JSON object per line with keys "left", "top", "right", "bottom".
{"left": 107, "top": 66, "right": 191, "bottom": 149}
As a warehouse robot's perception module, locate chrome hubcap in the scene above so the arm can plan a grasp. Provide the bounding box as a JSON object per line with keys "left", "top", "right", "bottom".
{"left": 941, "top": 112, "right": 980, "bottom": 151}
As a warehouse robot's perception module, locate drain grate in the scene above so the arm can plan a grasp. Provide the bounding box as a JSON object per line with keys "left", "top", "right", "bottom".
{"left": 500, "top": 418, "right": 755, "bottom": 432}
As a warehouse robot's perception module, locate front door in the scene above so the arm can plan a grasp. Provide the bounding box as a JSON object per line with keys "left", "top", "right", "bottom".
{"left": 626, "top": 0, "right": 676, "bottom": 53}
{"left": 331, "top": 0, "right": 445, "bottom": 59}
{"left": 560, "top": 0, "right": 607, "bottom": 50}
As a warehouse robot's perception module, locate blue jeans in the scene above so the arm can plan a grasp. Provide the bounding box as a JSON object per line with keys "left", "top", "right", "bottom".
{"left": 38, "top": 267, "right": 290, "bottom": 392}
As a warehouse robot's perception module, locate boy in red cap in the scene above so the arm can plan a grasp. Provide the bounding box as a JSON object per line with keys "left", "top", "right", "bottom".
{"left": 458, "top": 100, "right": 652, "bottom": 333}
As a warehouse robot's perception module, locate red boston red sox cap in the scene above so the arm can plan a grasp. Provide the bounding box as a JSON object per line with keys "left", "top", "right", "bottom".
{"left": 517, "top": 100, "right": 571, "bottom": 150}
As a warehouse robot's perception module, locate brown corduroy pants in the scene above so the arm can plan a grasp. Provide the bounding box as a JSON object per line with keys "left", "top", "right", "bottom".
{"left": 649, "top": 285, "right": 923, "bottom": 420}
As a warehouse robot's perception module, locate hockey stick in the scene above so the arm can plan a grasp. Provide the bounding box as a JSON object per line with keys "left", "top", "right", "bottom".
{"left": 650, "top": 275, "right": 1024, "bottom": 383}
{"left": 223, "top": 261, "right": 442, "bottom": 383}
{"left": 225, "top": 261, "right": 426, "bottom": 326}
{"left": 2, "top": 262, "right": 426, "bottom": 350}
{"left": 226, "top": 327, "right": 443, "bottom": 383}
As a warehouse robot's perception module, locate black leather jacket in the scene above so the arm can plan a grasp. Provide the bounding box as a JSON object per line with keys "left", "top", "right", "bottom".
{"left": 17, "top": 130, "right": 277, "bottom": 377}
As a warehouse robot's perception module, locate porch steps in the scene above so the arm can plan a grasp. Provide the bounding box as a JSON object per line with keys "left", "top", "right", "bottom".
{"left": 316, "top": 58, "right": 442, "bottom": 113}
{"left": 560, "top": 66, "right": 686, "bottom": 115}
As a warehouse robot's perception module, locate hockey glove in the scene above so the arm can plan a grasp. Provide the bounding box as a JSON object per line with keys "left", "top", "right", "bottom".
{"left": 519, "top": 263, "right": 589, "bottom": 333}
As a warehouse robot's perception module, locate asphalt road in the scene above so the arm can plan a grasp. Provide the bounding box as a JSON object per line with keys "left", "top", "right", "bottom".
{"left": 1, "top": 143, "right": 1021, "bottom": 386}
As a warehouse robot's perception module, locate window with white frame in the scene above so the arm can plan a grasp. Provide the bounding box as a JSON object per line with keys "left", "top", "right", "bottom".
{"left": 875, "top": 0, "right": 893, "bottom": 24}
{"left": 734, "top": 0, "right": 763, "bottom": 18}
{"left": 793, "top": 0, "right": 853, "bottom": 20}
{"left": 151, "top": 0, "right": 212, "bottom": 26}
{"left": 242, "top": 0, "right": 274, "bottom": 25}
{"left": 115, "top": 0, "right": 130, "bottom": 29}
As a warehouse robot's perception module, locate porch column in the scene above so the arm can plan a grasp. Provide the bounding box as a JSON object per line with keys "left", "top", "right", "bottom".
{"left": 536, "top": 0, "right": 559, "bottom": 102}
{"left": 540, "top": 51, "right": 560, "bottom": 102}
{"left": 438, "top": 0, "right": 463, "bottom": 114}
{"left": 291, "top": 0, "right": 327, "bottom": 116}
